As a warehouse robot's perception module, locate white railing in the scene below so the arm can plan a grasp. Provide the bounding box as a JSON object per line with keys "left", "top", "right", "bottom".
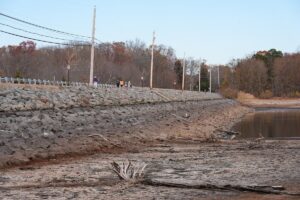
{"left": 0, "top": 77, "right": 116, "bottom": 88}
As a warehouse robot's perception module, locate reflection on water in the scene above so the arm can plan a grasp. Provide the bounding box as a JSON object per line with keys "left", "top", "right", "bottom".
{"left": 232, "top": 109, "right": 300, "bottom": 139}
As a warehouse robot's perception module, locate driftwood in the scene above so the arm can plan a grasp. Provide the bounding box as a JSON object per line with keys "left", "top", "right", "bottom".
{"left": 215, "top": 129, "right": 241, "bottom": 140}
{"left": 171, "top": 113, "right": 190, "bottom": 123}
{"left": 111, "top": 160, "right": 147, "bottom": 181}
{"left": 216, "top": 129, "right": 240, "bottom": 136}
{"left": 88, "top": 133, "right": 109, "bottom": 142}
{"left": 142, "top": 179, "right": 300, "bottom": 196}
{"left": 254, "top": 133, "right": 265, "bottom": 142}
{"left": 1, "top": 179, "right": 298, "bottom": 196}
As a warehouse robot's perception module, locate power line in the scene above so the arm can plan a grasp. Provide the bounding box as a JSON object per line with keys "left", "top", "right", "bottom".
{"left": 0, "top": 12, "right": 91, "bottom": 39}
{"left": 0, "top": 29, "right": 90, "bottom": 46}
{"left": 0, "top": 22, "right": 88, "bottom": 43}
{"left": 0, "top": 12, "right": 102, "bottom": 45}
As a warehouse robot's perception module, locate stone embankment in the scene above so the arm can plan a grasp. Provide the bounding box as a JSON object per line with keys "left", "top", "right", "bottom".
{"left": 0, "top": 84, "right": 250, "bottom": 168}
{"left": 0, "top": 85, "right": 221, "bottom": 112}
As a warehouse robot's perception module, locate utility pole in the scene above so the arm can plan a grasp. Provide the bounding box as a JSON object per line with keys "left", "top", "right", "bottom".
{"left": 209, "top": 67, "right": 212, "bottom": 93}
{"left": 150, "top": 31, "right": 155, "bottom": 89}
{"left": 198, "top": 59, "right": 201, "bottom": 92}
{"left": 217, "top": 65, "right": 220, "bottom": 89}
{"left": 89, "top": 6, "right": 96, "bottom": 86}
{"left": 67, "top": 65, "right": 70, "bottom": 86}
{"left": 182, "top": 53, "right": 186, "bottom": 91}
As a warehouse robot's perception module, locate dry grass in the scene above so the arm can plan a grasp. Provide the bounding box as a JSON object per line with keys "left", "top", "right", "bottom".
{"left": 259, "top": 90, "right": 273, "bottom": 99}
{"left": 237, "top": 91, "right": 256, "bottom": 101}
{"left": 220, "top": 88, "right": 238, "bottom": 99}
{"left": 237, "top": 91, "right": 300, "bottom": 107}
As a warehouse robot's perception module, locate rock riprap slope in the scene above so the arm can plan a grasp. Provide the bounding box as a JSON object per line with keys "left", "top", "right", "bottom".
{"left": 0, "top": 86, "right": 221, "bottom": 112}
{"left": 0, "top": 85, "right": 247, "bottom": 168}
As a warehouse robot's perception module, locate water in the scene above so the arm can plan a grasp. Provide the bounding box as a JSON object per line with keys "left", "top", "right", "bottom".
{"left": 232, "top": 108, "right": 300, "bottom": 139}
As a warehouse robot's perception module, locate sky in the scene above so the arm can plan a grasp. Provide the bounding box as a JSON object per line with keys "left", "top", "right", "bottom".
{"left": 0, "top": 0, "right": 299, "bottom": 64}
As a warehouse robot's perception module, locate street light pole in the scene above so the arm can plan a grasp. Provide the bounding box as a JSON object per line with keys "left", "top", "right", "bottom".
{"left": 150, "top": 31, "right": 155, "bottom": 89}
{"left": 89, "top": 6, "right": 96, "bottom": 86}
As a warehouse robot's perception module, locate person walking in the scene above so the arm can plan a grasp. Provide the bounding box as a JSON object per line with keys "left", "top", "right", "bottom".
{"left": 120, "top": 80, "right": 124, "bottom": 87}
{"left": 93, "top": 76, "right": 98, "bottom": 87}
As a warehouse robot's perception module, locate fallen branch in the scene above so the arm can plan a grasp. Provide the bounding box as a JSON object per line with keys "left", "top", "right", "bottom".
{"left": 171, "top": 113, "right": 190, "bottom": 123}
{"left": 216, "top": 129, "right": 240, "bottom": 136}
{"left": 254, "top": 133, "right": 265, "bottom": 142}
{"left": 111, "top": 160, "right": 147, "bottom": 181}
{"left": 88, "top": 133, "right": 109, "bottom": 142}
{"left": 142, "top": 179, "right": 300, "bottom": 196}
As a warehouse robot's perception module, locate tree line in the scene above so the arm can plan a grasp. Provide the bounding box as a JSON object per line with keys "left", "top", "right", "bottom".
{"left": 0, "top": 40, "right": 214, "bottom": 90}
{"left": 219, "top": 49, "right": 300, "bottom": 98}
{"left": 1, "top": 40, "right": 299, "bottom": 97}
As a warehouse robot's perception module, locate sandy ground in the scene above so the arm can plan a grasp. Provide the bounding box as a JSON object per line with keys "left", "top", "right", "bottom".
{"left": 237, "top": 92, "right": 300, "bottom": 108}
{"left": 1, "top": 98, "right": 300, "bottom": 199}
{"left": 0, "top": 140, "right": 299, "bottom": 199}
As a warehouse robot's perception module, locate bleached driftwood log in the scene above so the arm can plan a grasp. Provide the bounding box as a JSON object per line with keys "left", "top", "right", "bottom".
{"left": 142, "top": 179, "right": 300, "bottom": 196}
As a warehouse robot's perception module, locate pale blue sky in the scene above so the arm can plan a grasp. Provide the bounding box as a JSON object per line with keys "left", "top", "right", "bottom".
{"left": 0, "top": 0, "right": 299, "bottom": 64}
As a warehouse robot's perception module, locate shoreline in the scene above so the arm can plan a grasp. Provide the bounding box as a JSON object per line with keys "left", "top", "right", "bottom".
{"left": 237, "top": 92, "right": 300, "bottom": 108}
{"left": 1, "top": 87, "right": 299, "bottom": 199}
{"left": 240, "top": 102, "right": 300, "bottom": 108}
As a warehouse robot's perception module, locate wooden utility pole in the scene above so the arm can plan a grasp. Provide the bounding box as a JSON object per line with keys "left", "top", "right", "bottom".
{"left": 150, "top": 31, "right": 155, "bottom": 89}
{"left": 217, "top": 65, "right": 220, "bottom": 89}
{"left": 89, "top": 6, "right": 96, "bottom": 86}
{"left": 67, "top": 65, "right": 70, "bottom": 86}
{"left": 182, "top": 53, "right": 186, "bottom": 91}
{"left": 209, "top": 67, "right": 212, "bottom": 93}
{"left": 198, "top": 59, "right": 201, "bottom": 92}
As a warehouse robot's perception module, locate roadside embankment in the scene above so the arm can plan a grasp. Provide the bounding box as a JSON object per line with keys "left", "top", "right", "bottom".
{"left": 0, "top": 84, "right": 221, "bottom": 112}
{"left": 0, "top": 84, "right": 251, "bottom": 168}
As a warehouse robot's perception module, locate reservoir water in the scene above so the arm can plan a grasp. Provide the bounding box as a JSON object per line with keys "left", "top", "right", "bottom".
{"left": 232, "top": 108, "right": 300, "bottom": 139}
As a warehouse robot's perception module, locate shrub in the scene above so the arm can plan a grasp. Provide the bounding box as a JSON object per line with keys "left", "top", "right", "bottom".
{"left": 220, "top": 88, "right": 238, "bottom": 99}
{"left": 287, "top": 91, "right": 300, "bottom": 98}
{"left": 259, "top": 90, "right": 273, "bottom": 99}
{"left": 295, "top": 91, "right": 300, "bottom": 98}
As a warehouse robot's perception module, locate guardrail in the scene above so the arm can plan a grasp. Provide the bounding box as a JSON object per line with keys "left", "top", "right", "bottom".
{"left": 0, "top": 77, "right": 116, "bottom": 88}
